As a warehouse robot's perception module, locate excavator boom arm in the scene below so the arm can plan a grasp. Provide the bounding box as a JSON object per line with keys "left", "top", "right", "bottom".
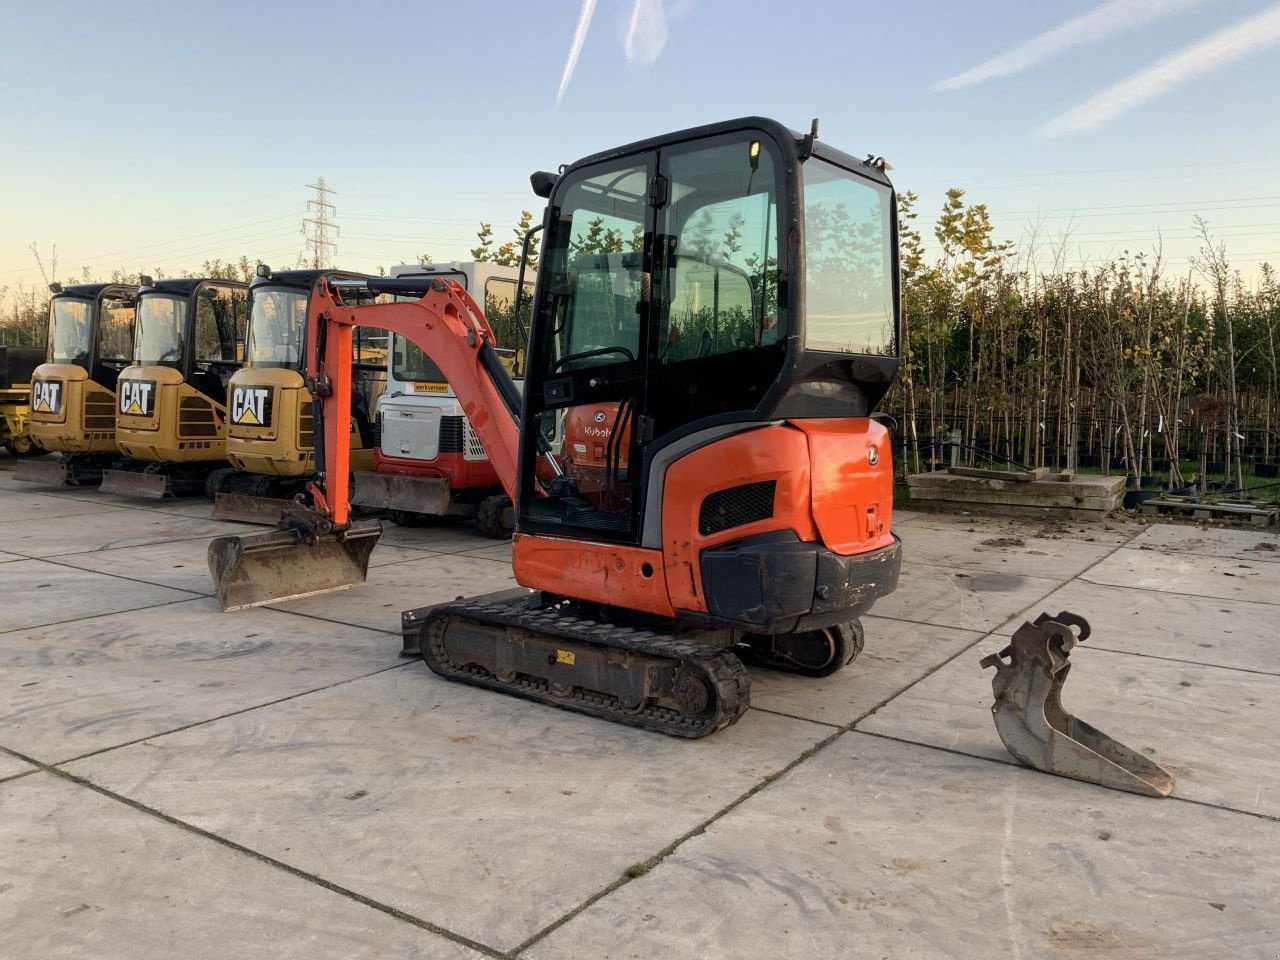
{"left": 305, "top": 277, "right": 522, "bottom": 527}
{"left": 302, "top": 273, "right": 517, "bottom": 529}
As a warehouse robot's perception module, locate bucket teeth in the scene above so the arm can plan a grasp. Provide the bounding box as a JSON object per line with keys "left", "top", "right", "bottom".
{"left": 980, "top": 611, "right": 1175, "bottom": 798}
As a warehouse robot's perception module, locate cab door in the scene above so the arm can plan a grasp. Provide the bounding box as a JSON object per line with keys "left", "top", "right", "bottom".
{"left": 520, "top": 155, "right": 655, "bottom": 542}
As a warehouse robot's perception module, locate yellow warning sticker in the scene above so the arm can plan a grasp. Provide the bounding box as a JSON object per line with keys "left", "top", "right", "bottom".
{"left": 413, "top": 382, "right": 450, "bottom": 393}
{"left": 124, "top": 400, "right": 143, "bottom": 415}
{"left": 555, "top": 649, "right": 576, "bottom": 666}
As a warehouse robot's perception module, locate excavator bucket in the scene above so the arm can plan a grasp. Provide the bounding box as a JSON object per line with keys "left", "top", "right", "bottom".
{"left": 980, "top": 612, "right": 1175, "bottom": 798}
{"left": 207, "top": 518, "right": 382, "bottom": 611}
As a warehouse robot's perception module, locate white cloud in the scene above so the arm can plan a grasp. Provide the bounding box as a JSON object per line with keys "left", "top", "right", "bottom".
{"left": 624, "top": 0, "right": 669, "bottom": 64}
{"left": 1042, "top": 3, "right": 1280, "bottom": 135}
{"left": 556, "top": 0, "right": 600, "bottom": 104}
{"left": 935, "top": 0, "right": 1204, "bottom": 91}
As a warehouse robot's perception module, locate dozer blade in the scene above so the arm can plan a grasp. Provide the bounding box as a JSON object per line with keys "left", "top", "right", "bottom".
{"left": 207, "top": 519, "right": 382, "bottom": 611}
{"left": 14, "top": 457, "right": 72, "bottom": 486}
{"left": 980, "top": 611, "right": 1175, "bottom": 797}
{"left": 212, "top": 492, "right": 294, "bottom": 525}
{"left": 350, "top": 470, "right": 451, "bottom": 515}
{"left": 100, "top": 468, "right": 170, "bottom": 499}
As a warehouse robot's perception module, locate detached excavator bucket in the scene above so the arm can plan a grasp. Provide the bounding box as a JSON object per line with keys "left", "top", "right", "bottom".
{"left": 208, "top": 518, "right": 382, "bottom": 611}
{"left": 980, "top": 612, "right": 1175, "bottom": 798}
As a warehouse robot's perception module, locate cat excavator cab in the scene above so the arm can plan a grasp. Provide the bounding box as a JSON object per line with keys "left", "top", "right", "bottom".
{"left": 17, "top": 282, "right": 138, "bottom": 485}
{"left": 210, "top": 117, "right": 905, "bottom": 736}
{"left": 99, "top": 277, "right": 249, "bottom": 498}
{"left": 206, "top": 267, "right": 386, "bottom": 523}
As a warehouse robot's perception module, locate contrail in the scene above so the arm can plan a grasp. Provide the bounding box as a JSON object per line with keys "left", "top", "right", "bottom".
{"left": 1042, "top": 3, "right": 1280, "bottom": 135}
{"left": 625, "top": 0, "right": 669, "bottom": 64}
{"left": 935, "top": 0, "right": 1204, "bottom": 91}
{"left": 556, "top": 0, "right": 599, "bottom": 104}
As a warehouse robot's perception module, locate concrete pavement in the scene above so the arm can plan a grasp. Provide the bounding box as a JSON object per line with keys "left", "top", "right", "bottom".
{"left": 1, "top": 458, "right": 1277, "bottom": 959}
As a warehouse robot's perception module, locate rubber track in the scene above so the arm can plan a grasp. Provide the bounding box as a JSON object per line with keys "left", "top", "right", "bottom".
{"left": 420, "top": 600, "right": 751, "bottom": 738}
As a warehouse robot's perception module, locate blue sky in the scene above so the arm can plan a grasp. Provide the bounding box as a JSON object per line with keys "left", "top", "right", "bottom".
{"left": 2, "top": 0, "right": 1279, "bottom": 292}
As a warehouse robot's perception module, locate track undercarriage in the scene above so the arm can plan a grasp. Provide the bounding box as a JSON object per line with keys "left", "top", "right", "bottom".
{"left": 403, "top": 595, "right": 865, "bottom": 738}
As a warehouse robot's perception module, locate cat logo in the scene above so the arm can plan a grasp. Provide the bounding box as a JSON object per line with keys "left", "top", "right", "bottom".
{"left": 230, "top": 386, "right": 272, "bottom": 426}
{"left": 118, "top": 379, "right": 157, "bottom": 417}
{"left": 31, "top": 380, "right": 62, "bottom": 414}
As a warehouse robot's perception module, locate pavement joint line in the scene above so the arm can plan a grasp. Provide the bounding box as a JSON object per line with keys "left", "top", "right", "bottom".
{"left": 748, "top": 705, "right": 843, "bottom": 729}
{"left": 0, "top": 766, "right": 39, "bottom": 785}
{"left": 37, "top": 530, "right": 243, "bottom": 560}
{"left": 1075, "top": 572, "right": 1280, "bottom": 607}
{"left": 51, "top": 659, "right": 416, "bottom": 767}
{"left": 1084, "top": 644, "right": 1280, "bottom": 678}
{"left": 29, "top": 552, "right": 213, "bottom": 596}
{"left": 849, "top": 728, "right": 1280, "bottom": 823}
{"left": 2, "top": 489, "right": 224, "bottom": 522}
{"left": 258, "top": 606, "right": 403, "bottom": 636}
{"left": 4, "top": 760, "right": 507, "bottom": 959}
{"left": 0, "top": 595, "right": 204, "bottom": 638}
{"left": 507, "top": 723, "right": 849, "bottom": 958}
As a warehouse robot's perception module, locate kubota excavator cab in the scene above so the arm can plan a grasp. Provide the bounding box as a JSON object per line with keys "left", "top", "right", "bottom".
{"left": 350, "top": 261, "right": 530, "bottom": 535}
{"left": 207, "top": 266, "right": 386, "bottom": 522}
{"left": 17, "top": 282, "right": 138, "bottom": 485}
{"left": 211, "top": 117, "right": 904, "bottom": 736}
{"left": 99, "top": 276, "right": 249, "bottom": 497}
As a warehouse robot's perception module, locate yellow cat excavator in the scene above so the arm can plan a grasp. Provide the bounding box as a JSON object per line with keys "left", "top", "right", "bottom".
{"left": 99, "top": 276, "right": 249, "bottom": 497}
{"left": 17, "top": 282, "right": 138, "bottom": 485}
{"left": 205, "top": 267, "right": 385, "bottom": 523}
{"left": 206, "top": 117, "right": 1165, "bottom": 781}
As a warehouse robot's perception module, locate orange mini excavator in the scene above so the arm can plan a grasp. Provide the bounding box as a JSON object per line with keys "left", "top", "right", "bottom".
{"left": 210, "top": 117, "right": 903, "bottom": 737}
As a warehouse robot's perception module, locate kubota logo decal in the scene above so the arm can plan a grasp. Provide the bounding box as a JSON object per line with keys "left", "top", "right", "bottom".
{"left": 119, "top": 379, "right": 157, "bottom": 417}
{"left": 31, "top": 380, "right": 62, "bottom": 414}
{"left": 231, "top": 386, "right": 272, "bottom": 426}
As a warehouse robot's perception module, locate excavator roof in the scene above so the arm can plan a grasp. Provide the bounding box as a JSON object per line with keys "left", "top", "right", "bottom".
{"left": 51, "top": 281, "right": 138, "bottom": 299}
{"left": 560, "top": 115, "right": 893, "bottom": 188}
{"left": 248, "top": 268, "right": 373, "bottom": 290}
{"left": 141, "top": 277, "right": 246, "bottom": 296}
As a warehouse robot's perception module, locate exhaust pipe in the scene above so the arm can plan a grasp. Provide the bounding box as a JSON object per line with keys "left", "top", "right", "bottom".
{"left": 981, "top": 611, "right": 1175, "bottom": 797}
{"left": 208, "top": 518, "right": 382, "bottom": 611}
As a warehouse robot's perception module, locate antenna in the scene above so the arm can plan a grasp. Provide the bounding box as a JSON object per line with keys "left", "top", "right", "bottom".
{"left": 302, "top": 177, "right": 338, "bottom": 268}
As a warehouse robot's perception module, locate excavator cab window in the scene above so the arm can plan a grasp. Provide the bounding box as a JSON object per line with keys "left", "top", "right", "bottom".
{"left": 246, "top": 288, "right": 308, "bottom": 369}
{"left": 49, "top": 298, "right": 94, "bottom": 365}
{"left": 803, "top": 157, "right": 895, "bottom": 355}
{"left": 135, "top": 295, "right": 188, "bottom": 366}
{"left": 522, "top": 131, "right": 785, "bottom": 542}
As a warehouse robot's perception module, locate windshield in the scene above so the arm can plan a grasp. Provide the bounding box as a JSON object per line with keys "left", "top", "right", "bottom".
{"left": 246, "top": 287, "right": 307, "bottom": 369}
{"left": 135, "top": 294, "right": 188, "bottom": 365}
{"left": 49, "top": 299, "right": 93, "bottom": 365}
{"left": 803, "top": 158, "right": 896, "bottom": 354}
